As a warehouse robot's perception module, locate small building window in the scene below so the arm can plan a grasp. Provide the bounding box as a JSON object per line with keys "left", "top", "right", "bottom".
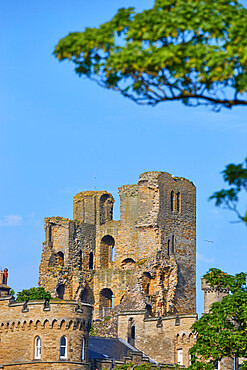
{"left": 168, "top": 240, "right": 170, "bottom": 256}
{"left": 177, "top": 349, "right": 183, "bottom": 365}
{"left": 82, "top": 337, "right": 85, "bottom": 361}
{"left": 60, "top": 336, "right": 67, "bottom": 359}
{"left": 34, "top": 336, "right": 41, "bottom": 359}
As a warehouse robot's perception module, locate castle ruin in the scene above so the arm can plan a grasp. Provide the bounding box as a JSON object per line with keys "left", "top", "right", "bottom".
{"left": 39, "top": 171, "right": 196, "bottom": 319}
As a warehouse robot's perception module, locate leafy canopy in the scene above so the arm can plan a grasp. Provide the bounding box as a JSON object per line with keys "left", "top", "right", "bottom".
{"left": 54, "top": 0, "right": 247, "bottom": 109}
{"left": 210, "top": 157, "right": 247, "bottom": 225}
{"left": 16, "top": 287, "right": 51, "bottom": 302}
{"left": 190, "top": 268, "right": 247, "bottom": 370}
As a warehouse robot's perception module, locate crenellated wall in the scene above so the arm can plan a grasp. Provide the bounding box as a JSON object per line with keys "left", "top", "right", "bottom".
{"left": 0, "top": 296, "right": 92, "bottom": 368}
{"left": 118, "top": 311, "right": 197, "bottom": 365}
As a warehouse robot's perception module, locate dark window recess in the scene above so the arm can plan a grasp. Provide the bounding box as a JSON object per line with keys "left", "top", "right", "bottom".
{"left": 131, "top": 325, "right": 135, "bottom": 339}
{"left": 177, "top": 192, "right": 180, "bottom": 212}
{"left": 57, "top": 284, "right": 65, "bottom": 299}
{"left": 79, "top": 250, "right": 82, "bottom": 271}
{"left": 89, "top": 252, "right": 93, "bottom": 269}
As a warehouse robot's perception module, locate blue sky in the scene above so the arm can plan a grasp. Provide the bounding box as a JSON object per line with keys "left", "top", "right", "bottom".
{"left": 0, "top": 0, "right": 246, "bottom": 315}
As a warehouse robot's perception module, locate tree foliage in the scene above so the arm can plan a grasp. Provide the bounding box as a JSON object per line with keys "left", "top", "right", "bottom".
{"left": 190, "top": 268, "right": 247, "bottom": 370}
{"left": 54, "top": 0, "right": 247, "bottom": 109}
{"left": 16, "top": 287, "right": 51, "bottom": 302}
{"left": 210, "top": 158, "right": 247, "bottom": 225}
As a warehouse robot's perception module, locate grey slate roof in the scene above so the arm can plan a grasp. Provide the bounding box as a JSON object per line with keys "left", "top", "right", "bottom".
{"left": 88, "top": 336, "right": 141, "bottom": 362}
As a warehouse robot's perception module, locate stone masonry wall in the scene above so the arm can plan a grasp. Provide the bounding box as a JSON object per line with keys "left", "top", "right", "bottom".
{"left": 0, "top": 297, "right": 92, "bottom": 367}
{"left": 118, "top": 311, "right": 197, "bottom": 365}
{"left": 39, "top": 171, "right": 196, "bottom": 320}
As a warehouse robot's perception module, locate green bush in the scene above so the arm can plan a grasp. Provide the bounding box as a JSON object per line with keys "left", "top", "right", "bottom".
{"left": 16, "top": 287, "right": 51, "bottom": 302}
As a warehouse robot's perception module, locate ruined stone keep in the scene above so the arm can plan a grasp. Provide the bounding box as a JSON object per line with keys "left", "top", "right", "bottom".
{"left": 39, "top": 171, "right": 196, "bottom": 319}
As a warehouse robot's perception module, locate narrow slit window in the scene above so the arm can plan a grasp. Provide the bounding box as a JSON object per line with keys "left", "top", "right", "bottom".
{"left": 177, "top": 192, "right": 181, "bottom": 212}
{"left": 89, "top": 252, "right": 93, "bottom": 269}
{"left": 172, "top": 235, "right": 175, "bottom": 254}
{"left": 111, "top": 245, "right": 115, "bottom": 262}
{"left": 168, "top": 240, "right": 170, "bottom": 256}
{"left": 171, "top": 191, "right": 174, "bottom": 211}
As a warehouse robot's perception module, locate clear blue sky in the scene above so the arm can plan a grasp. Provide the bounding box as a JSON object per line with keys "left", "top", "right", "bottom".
{"left": 0, "top": 1, "right": 246, "bottom": 315}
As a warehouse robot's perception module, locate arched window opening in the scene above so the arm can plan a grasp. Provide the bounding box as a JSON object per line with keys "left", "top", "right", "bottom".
{"left": 60, "top": 336, "right": 67, "bottom": 359}
{"left": 99, "top": 288, "right": 113, "bottom": 312}
{"left": 56, "top": 251, "right": 64, "bottom": 266}
{"left": 171, "top": 235, "right": 175, "bottom": 254}
{"left": 111, "top": 245, "right": 115, "bottom": 262}
{"left": 34, "top": 336, "right": 41, "bottom": 359}
{"left": 89, "top": 252, "right": 93, "bottom": 269}
{"left": 171, "top": 191, "right": 174, "bottom": 211}
{"left": 100, "top": 235, "right": 115, "bottom": 268}
{"left": 80, "top": 285, "right": 94, "bottom": 305}
{"left": 177, "top": 192, "right": 181, "bottom": 212}
{"left": 121, "top": 258, "right": 136, "bottom": 270}
{"left": 82, "top": 337, "right": 85, "bottom": 361}
{"left": 57, "top": 284, "right": 65, "bottom": 300}
{"left": 100, "top": 194, "right": 113, "bottom": 225}
{"left": 168, "top": 240, "right": 170, "bottom": 256}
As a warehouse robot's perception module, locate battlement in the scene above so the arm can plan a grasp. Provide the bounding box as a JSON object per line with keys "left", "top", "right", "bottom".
{"left": 0, "top": 297, "right": 92, "bottom": 367}
{"left": 201, "top": 278, "right": 229, "bottom": 313}
{"left": 118, "top": 310, "right": 197, "bottom": 365}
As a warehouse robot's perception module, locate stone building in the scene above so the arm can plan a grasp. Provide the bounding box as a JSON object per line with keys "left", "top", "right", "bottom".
{"left": 0, "top": 171, "right": 239, "bottom": 369}
{"left": 39, "top": 171, "right": 196, "bottom": 318}
{"left": 38, "top": 171, "right": 197, "bottom": 365}
{"left": 0, "top": 270, "right": 92, "bottom": 369}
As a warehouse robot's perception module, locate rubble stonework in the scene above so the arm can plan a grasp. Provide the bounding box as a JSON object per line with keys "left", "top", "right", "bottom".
{"left": 39, "top": 171, "right": 196, "bottom": 317}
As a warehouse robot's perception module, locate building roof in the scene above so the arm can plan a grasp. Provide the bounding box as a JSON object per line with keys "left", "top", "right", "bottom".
{"left": 88, "top": 336, "right": 141, "bottom": 361}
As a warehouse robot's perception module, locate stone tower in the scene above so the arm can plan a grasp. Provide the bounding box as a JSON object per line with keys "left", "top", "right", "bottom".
{"left": 201, "top": 278, "right": 229, "bottom": 314}
{"left": 39, "top": 171, "right": 196, "bottom": 317}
